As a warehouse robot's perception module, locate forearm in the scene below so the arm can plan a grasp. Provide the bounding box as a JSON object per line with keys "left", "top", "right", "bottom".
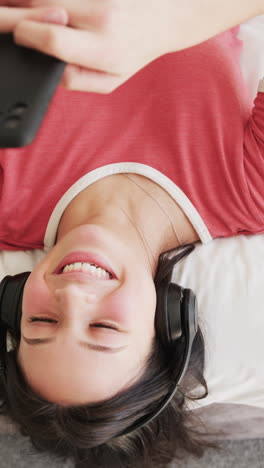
{"left": 167, "top": 0, "right": 263, "bottom": 52}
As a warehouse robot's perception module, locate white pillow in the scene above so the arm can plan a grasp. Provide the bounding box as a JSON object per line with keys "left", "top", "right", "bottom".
{"left": 0, "top": 17, "right": 264, "bottom": 409}
{"left": 173, "top": 235, "right": 264, "bottom": 409}
{"left": 179, "top": 16, "right": 264, "bottom": 410}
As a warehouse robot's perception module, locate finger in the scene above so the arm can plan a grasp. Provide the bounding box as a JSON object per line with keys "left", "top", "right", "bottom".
{"left": 62, "top": 64, "right": 126, "bottom": 94}
{"left": 2, "top": 0, "right": 109, "bottom": 29}
{"left": 0, "top": 6, "right": 68, "bottom": 32}
{"left": 14, "top": 20, "right": 109, "bottom": 71}
{"left": 0, "top": 0, "right": 43, "bottom": 5}
{"left": 0, "top": 1, "right": 30, "bottom": 5}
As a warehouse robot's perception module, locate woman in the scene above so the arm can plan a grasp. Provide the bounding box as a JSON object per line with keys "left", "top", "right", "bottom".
{"left": 0, "top": 1, "right": 264, "bottom": 467}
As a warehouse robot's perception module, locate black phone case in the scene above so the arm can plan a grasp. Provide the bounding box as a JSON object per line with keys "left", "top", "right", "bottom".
{"left": 0, "top": 34, "right": 66, "bottom": 148}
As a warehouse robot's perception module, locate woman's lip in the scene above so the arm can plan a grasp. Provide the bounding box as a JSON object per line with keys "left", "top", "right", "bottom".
{"left": 53, "top": 251, "right": 117, "bottom": 279}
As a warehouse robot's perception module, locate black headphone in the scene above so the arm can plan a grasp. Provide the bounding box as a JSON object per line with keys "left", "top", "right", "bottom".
{"left": 0, "top": 261, "right": 198, "bottom": 435}
{"left": 120, "top": 275, "right": 198, "bottom": 436}
{"left": 0, "top": 272, "right": 31, "bottom": 372}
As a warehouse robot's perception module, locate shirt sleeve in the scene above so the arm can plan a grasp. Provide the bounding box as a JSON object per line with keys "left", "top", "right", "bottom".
{"left": 243, "top": 79, "right": 264, "bottom": 224}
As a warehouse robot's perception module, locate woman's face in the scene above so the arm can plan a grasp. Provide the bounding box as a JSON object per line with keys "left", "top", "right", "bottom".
{"left": 18, "top": 225, "right": 156, "bottom": 405}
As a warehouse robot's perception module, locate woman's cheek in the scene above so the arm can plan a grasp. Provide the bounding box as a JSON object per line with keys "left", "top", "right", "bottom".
{"left": 100, "top": 288, "right": 132, "bottom": 327}
{"left": 22, "top": 272, "right": 50, "bottom": 319}
{"left": 101, "top": 284, "right": 156, "bottom": 330}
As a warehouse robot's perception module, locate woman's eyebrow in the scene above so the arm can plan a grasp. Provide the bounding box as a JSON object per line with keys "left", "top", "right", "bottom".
{"left": 22, "top": 335, "right": 126, "bottom": 354}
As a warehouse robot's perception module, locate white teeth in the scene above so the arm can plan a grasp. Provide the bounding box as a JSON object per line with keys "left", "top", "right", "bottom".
{"left": 62, "top": 262, "right": 110, "bottom": 279}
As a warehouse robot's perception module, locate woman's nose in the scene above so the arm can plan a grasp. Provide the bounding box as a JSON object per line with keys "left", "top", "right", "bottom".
{"left": 54, "top": 284, "right": 97, "bottom": 311}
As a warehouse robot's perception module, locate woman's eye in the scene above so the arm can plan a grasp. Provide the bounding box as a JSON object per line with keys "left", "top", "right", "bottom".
{"left": 28, "top": 318, "right": 117, "bottom": 330}
{"left": 29, "top": 316, "right": 57, "bottom": 324}
{"left": 91, "top": 323, "right": 118, "bottom": 331}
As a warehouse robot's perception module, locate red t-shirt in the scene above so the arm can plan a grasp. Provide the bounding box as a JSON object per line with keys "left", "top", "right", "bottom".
{"left": 0, "top": 28, "right": 263, "bottom": 250}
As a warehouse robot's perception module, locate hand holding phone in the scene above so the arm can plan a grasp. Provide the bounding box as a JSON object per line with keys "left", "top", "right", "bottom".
{"left": 0, "top": 33, "right": 66, "bottom": 148}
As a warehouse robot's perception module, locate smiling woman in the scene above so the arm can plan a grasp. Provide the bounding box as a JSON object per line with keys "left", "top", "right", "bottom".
{"left": 0, "top": 245, "right": 211, "bottom": 468}
{"left": 0, "top": 168, "right": 210, "bottom": 466}
{"left": 0, "top": 2, "right": 264, "bottom": 467}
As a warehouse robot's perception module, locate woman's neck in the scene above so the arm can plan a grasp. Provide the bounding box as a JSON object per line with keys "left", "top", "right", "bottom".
{"left": 57, "top": 173, "right": 199, "bottom": 275}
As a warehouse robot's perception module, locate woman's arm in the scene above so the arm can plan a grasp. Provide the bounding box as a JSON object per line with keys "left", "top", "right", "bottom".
{"left": 243, "top": 78, "right": 264, "bottom": 223}
{"left": 0, "top": 0, "right": 263, "bottom": 93}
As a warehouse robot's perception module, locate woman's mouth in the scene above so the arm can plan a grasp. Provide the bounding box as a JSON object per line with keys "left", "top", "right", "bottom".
{"left": 61, "top": 262, "right": 111, "bottom": 279}
{"left": 53, "top": 252, "right": 117, "bottom": 279}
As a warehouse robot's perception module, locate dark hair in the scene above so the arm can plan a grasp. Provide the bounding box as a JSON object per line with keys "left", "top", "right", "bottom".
{"left": 0, "top": 244, "right": 217, "bottom": 468}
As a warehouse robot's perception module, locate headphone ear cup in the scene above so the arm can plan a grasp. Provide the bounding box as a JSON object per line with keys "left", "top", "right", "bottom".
{"left": 0, "top": 272, "right": 31, "bottom": 338}
{"left": 155, "top": 281, "right": 183, "bottom": 348}
{"left": 167, "top": 282, "right": 184, "bottom": 342}
{"left": 182, "top": 288, "right": 198, "bottom": 336}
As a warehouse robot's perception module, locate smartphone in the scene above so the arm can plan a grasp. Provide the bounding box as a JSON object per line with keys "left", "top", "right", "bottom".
{"left": 0, "top": 33, "right": 66, "bottom": 148}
